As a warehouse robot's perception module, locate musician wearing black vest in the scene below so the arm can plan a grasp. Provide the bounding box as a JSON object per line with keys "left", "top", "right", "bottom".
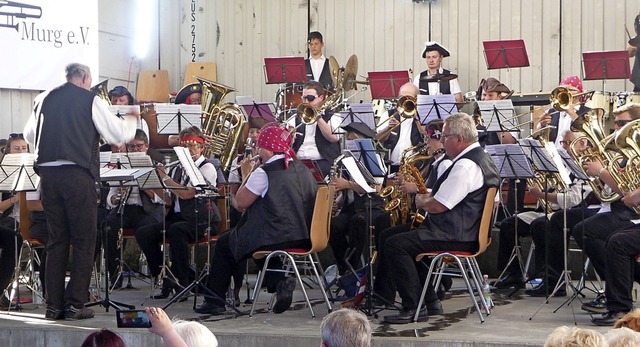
{"left": 305, "top": 31, "right": 334, "bottom": 90}
{"left": 412, "top": 41, "right": 463, "bottom": 103}
{"left": 376, "top": 82, "right": 423, "bottom": 169}
{"left": 382, "top": 113, "right": 500, "bottom": 324}
{"left": 23, "top": 63, "right": 137, "bottom": 320}
{"left": 136, "top": 126, "right": 219, "bottom": 299}
{"left": 105, "top": 130, "right": 167, "bottom": 289}
{"left": 195, "top": 123, "right": 317, "bottom": 315}
{"left": 537, "top": 76, "right": 590, "bottom": 148}
{"left": 290, "top": 81, "right": 341, "bottom": 177}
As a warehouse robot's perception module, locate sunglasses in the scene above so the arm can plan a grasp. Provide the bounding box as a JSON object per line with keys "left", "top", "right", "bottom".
{"left": 302, "top": 95, "right": 317, "bottom": 102}
{"left": 614, "top": 120, "right": 632, "bottom": 127}
{"left": 9, "top": 133, "right": 23, "bottom": 139}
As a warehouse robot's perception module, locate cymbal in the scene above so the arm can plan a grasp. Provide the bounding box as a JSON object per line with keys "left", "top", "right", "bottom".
{"left": 342, "top": 54, "right": 358, "bottom": 91}
{"left": 329, "top": 56, "right": 341, "bottom": 88}
{"left": 420, "top": 73, "right": 458, "bottom": 82}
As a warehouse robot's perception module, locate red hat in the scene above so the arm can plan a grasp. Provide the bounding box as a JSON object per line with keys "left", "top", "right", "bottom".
{"left": 560, "top": 76, "right": 583, "bottom": 93}
{"left": 257, "top": 122, "right": 296, "bottom": 168}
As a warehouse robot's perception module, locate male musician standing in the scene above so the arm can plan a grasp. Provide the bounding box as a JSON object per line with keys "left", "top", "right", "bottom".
{"left": 195, "top": 123, "right": 317, "bottom": 315}
{"left": 628, "top": 14, "right": 640, "bottom": 92}
{"left": 412, "top": 41, "right": 463, "bottom": 103}
{"left": 376, "top": 82, "right": 423, "bottom": 169}
{"left": 382, "top": 113, "right": 500, "bottom": 324}
{"left": 23, "top": 63, "right": 137, "bottom": 320}
{"left": 305, "top": 31, "right": 334, "bottom": 90}
{"left": 104, "top": 130, "right": 167, "bottom": 289}
{"left": 289, "top": 80, "right": 341, "bottom": 177}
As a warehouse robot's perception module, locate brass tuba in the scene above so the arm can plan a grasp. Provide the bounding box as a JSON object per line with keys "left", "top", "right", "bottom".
{"left": 569, "top": 108, "right": 621, "bottom": 202}
{"left": 91, "top": 79, "right": 111, "bottom": 105}
{"left": 197, "top": 76, "right": 246, "bottom": 171}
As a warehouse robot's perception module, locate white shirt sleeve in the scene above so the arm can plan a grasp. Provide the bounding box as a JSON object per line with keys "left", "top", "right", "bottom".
{"left": 244, "top": 168, "right": 269, "bottom": 197}
{"left": 92, "top": 96, "right": 137, "bottom": 146}
{"left": 433, "top": 158, "right": 484, "bottom": 209}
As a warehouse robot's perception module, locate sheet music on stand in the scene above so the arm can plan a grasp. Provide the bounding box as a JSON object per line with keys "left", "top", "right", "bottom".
{"left": 485, "top": 144, "right": 535, "bottom": 180}
{"left": 108, "top": 105, "right": 139, "bottom": 118}
{"left": 100, "top": 152, "right": 113, "bottom": 167}
{"left": 0, "top": 153, "right": 39, "bottom": 193}
{"left": 416, "top": 94, "right": 457, "bottom": 125}
{"left": 121, "top": 152, "right": 166, "bottom": 190}
{"left": 559, "top": 150, "right": 589, "bottom": 181}
{"left": 155, "top": 103, "right": 202, "bottom": 135}
{"left": 99, "top": 167, "right": 153, "bottom": 184}
{"left": 476, "top": 100, "right": 517, "bottom": 132}
{"left": 338, "top": 103, "right": 377, "bottom": 131}
{"left": 173, "top": 146, "right": 210, "bottom": 188}
{"left": 345, "top": 139, "right": 387, "bottom": 180}
{"left": 340, "top": 152, "right": 377, "bottom": 193}
{"left": 519, "top": 138, "right": 571, "bottom": 187}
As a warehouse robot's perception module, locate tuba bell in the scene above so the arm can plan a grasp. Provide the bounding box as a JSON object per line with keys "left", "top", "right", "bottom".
{"left": 91, "top": 79, "right": 111, "bottom": 105}
{"left": 197, "top": 76, "right": 246, "bottom": 171}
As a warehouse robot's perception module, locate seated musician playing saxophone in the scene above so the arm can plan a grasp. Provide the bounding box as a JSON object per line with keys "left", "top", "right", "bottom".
{"left": 328, "top": 122, "right": 385, "bottom": 277}
{"left": 382, "top": 113, "right": 500, "bottom": 324}
{"left": 195, "top": 122, "right": 317, "bottom": 315}
{"left": 493, "top": 130, "right": 595, "bottom": 293}
{"left": 104, "top": 130, "right": 168, "bottom": 289}
{"left": 288, "top": 80, "right": 341, "bottom": 178}
{"left": 564, "top": 103, "right": 640, "bottom": 317}
{"left": 136, "top": 126, "right": 220, "bottom": 299}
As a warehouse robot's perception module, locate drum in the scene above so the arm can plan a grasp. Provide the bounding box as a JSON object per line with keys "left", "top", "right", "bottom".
{"left": 275, "top": 84, "right": 304, "bottom": 113}
{"left": 614, "top": 92, "right": 640, "bottom": 108}
{"left": 585, "top": 91, "right": 613, "bottom": 116}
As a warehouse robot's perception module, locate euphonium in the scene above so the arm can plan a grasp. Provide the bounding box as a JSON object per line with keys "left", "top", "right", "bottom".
{"left": 197, "top": 76, "right": 246, "bottom": 171}
{"left": 527, "top": 127, "right": 569, "bottom": 213}
{"left": 91, "top": 79, "right": 111, "bottom": 105}
{"left": 612, "top": 119, "right": 640, "bottom": 213}
{"left": 569, "top": 108, "right": 621, "bottom": 202}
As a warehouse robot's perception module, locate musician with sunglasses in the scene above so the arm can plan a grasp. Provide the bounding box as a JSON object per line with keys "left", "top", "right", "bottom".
{"left": 0, "top": 133, "right": 30, "bottom": 308}
{"left": 288, "top": 80, "right": 341, "bottom": 177}
{"left": 103, "top": 130, "right": 168, "bottom": 289}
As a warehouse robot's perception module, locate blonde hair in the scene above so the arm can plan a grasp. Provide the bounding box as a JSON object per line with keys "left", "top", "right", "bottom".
{"left": 605, "top": 327, "right": 640, "bottom": 347}
{"left": 544, "top": 326, "right": 607, "bottom": 347}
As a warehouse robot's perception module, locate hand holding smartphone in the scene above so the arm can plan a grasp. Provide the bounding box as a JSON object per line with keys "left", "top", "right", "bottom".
{"left": 116, "top": 310, "right": 152, "bottom": 328}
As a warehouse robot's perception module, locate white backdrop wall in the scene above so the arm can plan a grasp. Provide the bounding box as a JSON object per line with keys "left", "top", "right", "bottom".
{"left": 1, "top": 0, "right": 639, "bottom": 134}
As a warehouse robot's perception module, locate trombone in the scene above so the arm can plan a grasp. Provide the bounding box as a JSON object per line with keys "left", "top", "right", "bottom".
{"left": 498, "top": 87, "right": 595, "bottom": 129}
{"left": 375, "top": 95, "right": 417, "bottom": 138}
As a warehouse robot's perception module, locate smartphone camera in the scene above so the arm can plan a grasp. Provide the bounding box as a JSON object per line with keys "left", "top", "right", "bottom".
{"left": 116, "top": 310, "right": 152, "bottom": 328}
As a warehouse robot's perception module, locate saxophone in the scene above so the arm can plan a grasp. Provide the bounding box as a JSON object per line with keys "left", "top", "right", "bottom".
{"left": 408, "top": 147, "right": 445, "bottom": 229}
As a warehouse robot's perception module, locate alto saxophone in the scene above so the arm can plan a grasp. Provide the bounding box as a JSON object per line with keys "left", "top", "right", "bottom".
{"left": 407, "top": 147, "right": 445, "bottom": 229}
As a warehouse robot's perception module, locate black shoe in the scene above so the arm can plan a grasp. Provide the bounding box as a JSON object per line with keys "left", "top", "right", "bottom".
{"left": 64, "top": 306, "right": 95, "bottom": 320}
{"left": 194, "top": 301, "right": 226, "bottom": 315}
{"left": 524, "top": 281, "right": 566, "bottom": 297}
{"left": 493, "top": 274, "right": 525, "bottom": 289}
{"left": 0, "top": 296, "right": 11, "bottom": 310}
{"left": 426, "top": 300, "right": 443, "bottom": 316}
{"left": 582, "top": 294, "right": 607, "bottom": 314}
{"left": 383, "top": 307, "right": 429, "bottom": 324}
{"left": 152, "top": 278, "right": 175, "bottom": 299}
{"left": 45, "top": 307, "right": 64, "bottom": 320}
{"left": 273, "top": 277, "right": 296, "bottom": 314}
{"left": 592, "top": 311, "right": 627, "bottom": 326}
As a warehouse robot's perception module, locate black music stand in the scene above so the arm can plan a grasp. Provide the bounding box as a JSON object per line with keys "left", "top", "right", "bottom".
{"left": 240, "top": 102, "right": 278, "bottom": 124}
{"left": 0, "top": 153, "right": 39, "bottom": 313}
{"left": 476, "top": 100, "right": 518, "bottom": 132}
{"left": 367, "top": 71, "right": 410, "bottom": 100}
{"left": 338, "top": 104, "right": 377, "bottom": 133}
{"left": 350, "top": 139, "right": 387, "bottom": 178}
{"left": 416, "top": 94, "right": 457, "bottom": 125}
{"left": 156, "top": 104, "right": 201, "bottom": 136}
{"left": 263, "top": 57, "right": 307, "bottom": 85}
{"left": 162, "top": 147, "right": 242, "bottom": 315}
{"left": 483, "top": 39, "right": 530, "bottom": 70}
{"left": 486, "top": 144, "right": 535, "bottom": 292}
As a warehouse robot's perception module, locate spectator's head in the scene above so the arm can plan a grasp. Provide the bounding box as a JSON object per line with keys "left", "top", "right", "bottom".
{"left": 544, "top": 326, "right": 607, "bottom": 347}
{"left": 81, "top": 328, "right": 126, "bottom": 347}
{"left": 605, "top": 326, "right": 640, "bottom": 347}
{"left": 172, "top": 320, "right": 218, "bottom": 347}
{"left": 614, "top": 308, "right": 640, "bottom": 331}
{"left": 320, "top": 308, "right": 371, "bottom": 347}
{"left": 5, "top": 133, "right": 29, "bottom": 154}
{"left": 108, "top": 85, "right": 135, "bottom": 105}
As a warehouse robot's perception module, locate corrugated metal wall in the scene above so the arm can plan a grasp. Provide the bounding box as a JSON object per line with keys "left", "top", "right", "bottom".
{"left": 1, "top": 0, "right": 639, "bottom": 133}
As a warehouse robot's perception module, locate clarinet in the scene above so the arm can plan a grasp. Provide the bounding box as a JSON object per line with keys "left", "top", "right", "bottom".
{"left": 116, "top": 187, "right": 131, "bottom": 215}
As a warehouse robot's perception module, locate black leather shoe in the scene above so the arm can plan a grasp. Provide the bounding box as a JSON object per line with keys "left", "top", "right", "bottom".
{"left": 194, "top": 301, "right": 226, "bottom": 315}
{"left": 152, "top": 278, "right": 176, "bottom": 299}
{"left": 493, "top": 274, "right": 525, "bottom": 289}
{"left": 592, "top": 311, "right": 627, "bottom": 326}
{"left": 426, "top": 300, "right": 443, "bottom": 316}
{"left": 582, "top": 294, "right": 607, "bottom": 314}
{"left": 45, "top": 307, "right": 64, "bottom": 320}
{"left": 524, "top": 281, "right": 566, "bottom": 297}
{"left": 383, "top": 307, "right": 429, "bottom": 324}
{"left": 273, "top": 277, "right": 296, "bottom": 314}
